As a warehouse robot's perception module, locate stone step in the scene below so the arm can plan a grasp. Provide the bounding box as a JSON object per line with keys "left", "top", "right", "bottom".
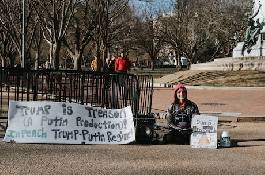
{"left": 191, "top": 57, "right": 265, "bottom": 71}
{"left": 168, "top": 71, "right": 229, "bottom": 86}
{"left": 213, "top": 56, "right": 265, "bottom": 62}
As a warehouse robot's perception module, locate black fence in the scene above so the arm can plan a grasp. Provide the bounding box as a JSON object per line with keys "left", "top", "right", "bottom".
{"left": 0, "top": 68, "right": 153, "bottom": 131}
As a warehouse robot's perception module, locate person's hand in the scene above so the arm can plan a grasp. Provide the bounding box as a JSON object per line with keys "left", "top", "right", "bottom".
{"left": 179, "top": 128, "right": 193, "bottom": 135}
{"left": 172, "top": 126, "right": 181, "bottom": 131}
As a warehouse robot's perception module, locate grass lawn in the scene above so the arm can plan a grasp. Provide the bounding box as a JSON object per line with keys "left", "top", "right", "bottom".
{"left": 130, "top": 67, "right": 187, "bottom": 79}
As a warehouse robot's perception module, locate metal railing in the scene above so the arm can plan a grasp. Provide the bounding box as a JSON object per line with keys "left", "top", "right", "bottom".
{"left": 1, "top": 68, "right": 153, "bottom": 130}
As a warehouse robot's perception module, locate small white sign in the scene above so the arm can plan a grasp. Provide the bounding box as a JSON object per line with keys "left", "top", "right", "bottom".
{"left": 4, "top": 101, "right": 135, "bottom": 144}
{"left": 190, "top": 115, "right": 218, "bottom": 149}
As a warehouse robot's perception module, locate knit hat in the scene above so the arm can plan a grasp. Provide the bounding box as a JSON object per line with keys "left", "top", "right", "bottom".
{"left": 174, "top": 83, "right": 187, "bottom": 104}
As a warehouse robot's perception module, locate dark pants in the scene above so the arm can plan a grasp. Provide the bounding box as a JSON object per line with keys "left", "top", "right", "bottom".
{"left": 163, "top": 129, "right": 191, "bottom": 145}
{"left": 117, "top": 72, "right": 127, "bottom": 96}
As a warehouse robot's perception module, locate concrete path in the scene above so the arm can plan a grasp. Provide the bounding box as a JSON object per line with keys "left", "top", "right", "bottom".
{"left": 152, "top": 86, "right": 265, "bottom": 121}
{"left": 0, "top": 122, "right": 264, "bottom": 174}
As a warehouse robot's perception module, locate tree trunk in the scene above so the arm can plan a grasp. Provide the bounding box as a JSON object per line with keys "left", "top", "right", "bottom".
{"left": 53, "top": 42, "right": 62, "bottom": 70}
{"left": 176, "top": 50, "right": 182, "bottom": 71}
{"left": 73, "top": 53, "right": 81, "bottom": 70}
{"left": 35, "top": 52, "right": 39, "bottom": 70}
{"left": 151, "top": 58, "right": 154, "bottom": 70}
{"left": 1, "top": 58, "right": 5, "bottom": 67}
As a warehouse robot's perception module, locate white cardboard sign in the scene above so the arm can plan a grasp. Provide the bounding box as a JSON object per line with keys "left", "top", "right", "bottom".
{"left": 4, "top": 101, "right": 135, "bottom": 144}
{"left": 190, "top": 115, "right": 218, "bottom": 149}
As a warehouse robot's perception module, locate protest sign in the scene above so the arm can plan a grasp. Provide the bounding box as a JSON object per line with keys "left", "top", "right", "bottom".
{"left": 4, "top": 101, "right": 135, "bottom": 144}
{"left": 190, "top": 115, "right": 218, "bottom": 148}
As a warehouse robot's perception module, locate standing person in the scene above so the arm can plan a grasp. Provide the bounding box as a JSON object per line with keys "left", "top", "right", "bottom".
{"left": 103, "top": 58, "right": 114, "bottom": 89}
{"left": 91, "top": 56, "right": 102, "bottom": 97}
{"left": 164, "top": 83, "right": 200, "bottom": 144}
{"left": 111, "top": 56, "right": 116, "bottom": 68}
{"left": 187, "top": 60, "right": 191, "bottom": 70}
{"left": 103, "top": 58, "right": 114, "bottom": 73}
{"left": 114, "top": 51, "right": 131, "bottom": 98}
{"left": 91, "top": 56, "right": 102, "bottom": 71}
{"left": 115, "top": 51, "right": 131, "bottom": 73}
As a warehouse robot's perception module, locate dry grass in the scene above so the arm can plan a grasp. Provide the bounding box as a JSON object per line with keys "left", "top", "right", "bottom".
{"left": 153, "top": 70, "right": 265, "bottom": 87}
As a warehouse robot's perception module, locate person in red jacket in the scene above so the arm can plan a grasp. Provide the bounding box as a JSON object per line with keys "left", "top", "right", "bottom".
{"left": 115, "top": 51, "right": 131, "bottom": 73}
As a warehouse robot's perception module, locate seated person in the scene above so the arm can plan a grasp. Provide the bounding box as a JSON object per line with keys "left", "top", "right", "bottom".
{"left": 164, "top": 83, "right": 200, "bottom": 144}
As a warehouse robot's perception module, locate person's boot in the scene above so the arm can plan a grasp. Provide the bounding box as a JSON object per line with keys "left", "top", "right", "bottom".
{"left": 163, "top": 134, "right": 172, "bottom": 144}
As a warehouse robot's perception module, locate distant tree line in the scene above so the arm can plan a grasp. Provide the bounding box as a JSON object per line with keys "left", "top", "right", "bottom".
{"left": 0, "top": 0, "right": 252, "bottom": 70}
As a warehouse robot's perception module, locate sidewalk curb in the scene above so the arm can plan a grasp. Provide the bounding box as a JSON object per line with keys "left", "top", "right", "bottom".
{"left": 153, "top": 112, "right": 265, "bottom": 123}
{"left": 153, "top": 83, "right": 265, "bottom": 90}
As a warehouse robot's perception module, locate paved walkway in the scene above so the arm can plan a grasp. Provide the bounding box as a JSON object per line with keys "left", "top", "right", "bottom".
{"left": 152, "top": 86, "right": 265, "bottom": 119}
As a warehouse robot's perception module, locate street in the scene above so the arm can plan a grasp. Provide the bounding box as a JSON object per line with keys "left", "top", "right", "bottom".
{"left": 0, "top": 121, "right": 264, "bottom": 174}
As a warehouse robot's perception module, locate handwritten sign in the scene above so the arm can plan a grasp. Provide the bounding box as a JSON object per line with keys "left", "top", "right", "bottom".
{"left": 4, "top": 101, "right": 135, "bottom": 144}
{"left": 190, "top": 115, "right": 218, "bottom": 148}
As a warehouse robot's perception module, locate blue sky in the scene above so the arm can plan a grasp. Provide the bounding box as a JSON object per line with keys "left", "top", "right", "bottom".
{"left": 130, "top": 0, "right": 175, "bottom": 14}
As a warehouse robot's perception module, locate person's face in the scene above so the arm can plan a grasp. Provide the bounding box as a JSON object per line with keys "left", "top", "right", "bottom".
{"left": 176, "top": 88, "right": 187, "bottom": 102}
{"left": 121, "top": 52, "right": 126, "bottom": 57}
{"left": 106, "top": 60, "right": 110, "bottom": 64}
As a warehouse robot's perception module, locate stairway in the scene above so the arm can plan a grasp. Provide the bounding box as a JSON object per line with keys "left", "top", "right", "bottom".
{"left": 190, "top": 56, "right": 265, "bottom": 71}
{"left": 171, "top": 71, "right": 228, "bottom": 86}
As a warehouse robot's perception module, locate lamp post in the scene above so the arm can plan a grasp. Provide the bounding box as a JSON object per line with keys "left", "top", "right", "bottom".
{"left": 22, "top": 0, "right": 25, "bottom": 68}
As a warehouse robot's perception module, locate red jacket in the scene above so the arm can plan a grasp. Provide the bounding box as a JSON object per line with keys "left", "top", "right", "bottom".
{"left": 115, "top": 57, "right": 131, "bottom": 72}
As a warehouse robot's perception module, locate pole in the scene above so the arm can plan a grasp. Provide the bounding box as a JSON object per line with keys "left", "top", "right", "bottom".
{"left": 22, "top": 0, "right": 25, "bottom": 68}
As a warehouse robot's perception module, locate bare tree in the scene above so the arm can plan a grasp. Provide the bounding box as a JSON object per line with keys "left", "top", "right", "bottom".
{"left": 131, "top": 17, "right": 163, "bottom": 70}
{"left": 0, "top": 0, "right": 37, "bottom": 67}
{"left": 107, "top": 0, "right": 132, "bottom": 57}
{"left": 95, "top": 0, "right": 131, "bottom": 64}
{"left": 34, "top": 0, "right": 77, "bottom": 70}
{"left": 61, "top": 0, "right": 98, "bottom": 70}
{"left": 207, "top": 0, "right": 252, "bottom": 58}
{"left": 0, "top": 0, "right": 253, "bottom": 70}
{"left": 160, "top": 0, "right": 252, "bottom": 65}
{"left": 0, "top": 29, "right": 17, "bottom": 66}
{"left": 31, "top": 24, "right": 45, "bottom": 70}
{"left": 130, "top": 1, "right": 170, "bottom": 70}
{"left": 61, "top": 0, "right": 131, "bottom": 70}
